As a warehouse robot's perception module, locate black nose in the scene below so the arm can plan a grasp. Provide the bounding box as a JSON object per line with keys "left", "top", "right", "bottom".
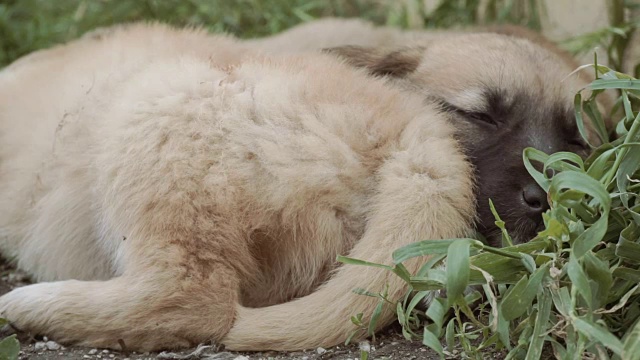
{"left": 522, "top": 183, "right": 549, "bottom": 215}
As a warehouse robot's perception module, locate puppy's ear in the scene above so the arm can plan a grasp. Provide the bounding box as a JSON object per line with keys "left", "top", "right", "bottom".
{"left": 323, "top": 46, "right": 423, "bottom": 78}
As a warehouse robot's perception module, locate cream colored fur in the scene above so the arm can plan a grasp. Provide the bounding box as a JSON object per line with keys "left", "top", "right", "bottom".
{"left": 243, "top": 18, "right": 458, "bottom": 53}
{"left": 0, "top": 23, "right": 475, "bottom": 351}
{"left": 247, "top": 18, "right": 617, "bottom": 129}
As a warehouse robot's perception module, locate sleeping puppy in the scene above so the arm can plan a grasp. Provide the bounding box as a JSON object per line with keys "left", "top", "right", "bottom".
{"left": 0, "top": 23, "right": 607, "bottom": 352}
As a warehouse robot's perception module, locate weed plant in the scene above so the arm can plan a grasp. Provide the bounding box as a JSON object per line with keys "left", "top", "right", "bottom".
{"left": 340, "top": 65, "right": 640, "bottom": 359}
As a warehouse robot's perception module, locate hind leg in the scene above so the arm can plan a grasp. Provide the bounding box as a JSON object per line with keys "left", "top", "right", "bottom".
{"left": 0, "top": 240, "right": 241, "bottom": 351}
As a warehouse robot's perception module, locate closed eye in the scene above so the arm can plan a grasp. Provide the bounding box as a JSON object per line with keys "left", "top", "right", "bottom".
{"left": 434, "top": 100, "right": 497, "bottom": 127}
{"left": 465, "top": 111, "right": 497, "bottom": 126}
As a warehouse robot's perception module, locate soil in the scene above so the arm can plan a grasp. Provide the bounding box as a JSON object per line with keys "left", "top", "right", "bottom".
{"left": 0, "top": 260, "right": 447, "bottom": 360}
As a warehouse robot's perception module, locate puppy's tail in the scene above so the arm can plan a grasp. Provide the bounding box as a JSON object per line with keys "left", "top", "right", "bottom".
{"left": 222, "top": 143, "right": 475, "bottom": 351}
{"left": 222, "top": 241, "right": 420, "bottom": 351}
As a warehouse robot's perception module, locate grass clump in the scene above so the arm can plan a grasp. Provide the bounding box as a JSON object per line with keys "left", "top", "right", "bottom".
{"left": 340, "top": 65, "right": 640, "bottom": 359}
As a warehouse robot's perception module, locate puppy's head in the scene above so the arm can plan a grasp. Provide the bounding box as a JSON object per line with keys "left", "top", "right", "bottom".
{"left": 326, "top": 33, "right": 609, "bottom": 246}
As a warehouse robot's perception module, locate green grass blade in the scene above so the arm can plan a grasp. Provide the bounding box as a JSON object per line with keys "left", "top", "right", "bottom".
{"left": 567, "top": 257, "right": 593, "bottom": 308}
{"left": 367, "top": 299, "right": 384, "bottom": 337}
{"left": 337, "top": 256, "right": 393, "bottom": 270}
{"left": 446, "top": 240, "right": 471, "bottom": 304}
{"left": 622, "top": 318, "right": 640, "bottom": 360}
{"left": 572, "top": 317, "right": 623, "bottom": 356}
{"left": 392, "top": 239, "right": 482, "bottom": 265}
{"left": 549, "top": 171, "right": 610, "bottom": 258}
{"left": 500, "top": 263, "right": 549, "bottom": 321}
{"left": 525, "top": 290, "right": 553, "bottom": 360}
{"left": 422, "top": 327, "right": 445, "bottom": 359}
{"left": 523, "top": 147, "right": 552, "bottom": 191}
{"left": 589, "top": 78, "right": 640, "bottom": 91}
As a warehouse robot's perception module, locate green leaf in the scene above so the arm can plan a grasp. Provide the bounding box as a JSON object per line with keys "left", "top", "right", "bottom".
{"left": 582, "top": 252, "right": 613, "bottom": 307}
{"left": 589, "top": 78, "right": 640, "bottom": 91}
{"left": 623, "top": 318, "right": 640, "bottom": 360}
{"left": 489, "top": 199, "right": 513, "bottom": 247}
{"left": 422, "top": 327, "right": 445, "bottom": 359}
{"left": 352, "top": 288, "right": 381, "bottom": 297}
{"left": 392, "top": 263, "right": 412, "bottom": 283}
{"left": 574, "top": 92, "right": 599, "bottom": 148}
{"left": 525, "top": 290, "right": 552, "bottom": 360}
{"left": 0, "top": 335, "right": 19, "bottom": 360}
{"left": 410, "top": 292, "right": 438, "bottom": 329}
{"left": 550, "top": 286, "right": 573, "bottom": 318}
{"left": 423, "top": 298, "right": 445, "bottom": 337}
{"left": 499, "top": 263, "right": 549, "bottom": 321}
{"left": 612, "top": 267, "right": 640, "bottom": 282}
{"left": 549, "top": 171, "right": 610, "bottom": 258}
{"left": 367, "top": 299, "right": 384, "bottom": 337}
{"left": 392, "top": 239, "right": 481, "bottom": 265}
{"left": 616, "top": 235, "right": 640, "bottom": 263}
{"left": 445, "top": 319, "right": 456, "bottom": 352}
{"left": 523, "top": 147, "right": 551, "bottom": 191}
{"left": 572, "top": 317, "right": 623, "bottom": 356}
{"left": 337, "top": 256, "right": 393, "bottom": 270}
{"left": 520, "top": 253, "right": 536, "bottom": 273}
{"left": 567, "top": 257, "right": 593, "bottom": 308}
{"left": 446, "top": 240, "right": 471, "bottom": 303}
{"left": 546, "top": 151, "right": 585, "bottom": 172}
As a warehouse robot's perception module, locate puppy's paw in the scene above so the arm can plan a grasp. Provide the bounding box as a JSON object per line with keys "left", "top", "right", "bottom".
{"left": 0, "top": 282, "right": 64, "bottom": 335}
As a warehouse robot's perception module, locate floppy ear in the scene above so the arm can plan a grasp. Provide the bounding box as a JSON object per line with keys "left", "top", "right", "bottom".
{"left": 323, "top": 46, "right": 423, "bottom": 77}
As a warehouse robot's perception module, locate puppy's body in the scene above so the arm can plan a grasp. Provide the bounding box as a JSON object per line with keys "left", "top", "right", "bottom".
{"left": 0, "top": 24, "right": 474, "bottom": 350}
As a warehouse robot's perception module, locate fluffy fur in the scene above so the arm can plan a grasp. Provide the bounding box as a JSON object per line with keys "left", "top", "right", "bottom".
{"left": 0, "top": 23, "right": 475, "bottom": 351}
{"left": 0, "top": 20, "right": 614, "bottom": 351}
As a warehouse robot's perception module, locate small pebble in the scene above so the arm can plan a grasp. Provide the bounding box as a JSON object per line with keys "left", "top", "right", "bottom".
{"left": 88, "top": 349, "right": 99, "bottom": 355}
{"left": 301, "top": 357, "right": 309, "bottom": 360}
{"left": 109, "top": 355, "right": 115, "bottom": 358}
{"left": 83, "top": 356, "right": 91, "bottom": 359}
{"left": 103, "top": 349, "right": 110, "bottom": 353}
{"left": 97, "top": 355, "right": 102, "bottom": 359}
{"left": 316, "top": 347, "right": 327, "bottom": 354}
{"left": 34, "top": 342, "right": 46, "bottom": 351}
{"left": 359, "top": 341, "right": 371, "bottom": 353}
{"left": 46, "top": 341, "right": 61, "bottom": 350}
{"left": 233, "top": 356, "right": 249, "bottom": 360}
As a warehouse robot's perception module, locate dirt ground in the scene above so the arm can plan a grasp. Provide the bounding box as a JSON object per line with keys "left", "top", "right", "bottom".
{"left": 1, "top": 260, "right": 446, "bottom": 360}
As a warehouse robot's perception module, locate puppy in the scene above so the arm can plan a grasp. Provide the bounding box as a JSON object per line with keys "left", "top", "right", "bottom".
{"left": 0, "top": 22, "right": 606, "bottom": 352}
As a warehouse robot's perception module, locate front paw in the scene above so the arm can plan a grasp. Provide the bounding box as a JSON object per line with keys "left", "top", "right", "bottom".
{"left": 0, "top": 282, "right": 63, "bottom": 335}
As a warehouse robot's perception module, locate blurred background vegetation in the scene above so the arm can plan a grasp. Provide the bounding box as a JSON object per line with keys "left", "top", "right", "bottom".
{"left": 0, "top": 0, "right": 638, "bottom": 73}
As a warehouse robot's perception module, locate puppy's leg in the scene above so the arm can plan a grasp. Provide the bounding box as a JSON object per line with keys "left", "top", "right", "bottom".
{"left": 0, "top": 238, "right": 242, "bottom": 351}
{"left": 223, "top": 129, "right": 476, "bottom": 351}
